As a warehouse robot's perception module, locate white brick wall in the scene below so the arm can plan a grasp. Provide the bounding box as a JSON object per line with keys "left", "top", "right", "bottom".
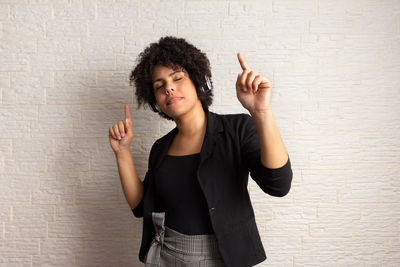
{"left": 0, "top": 0, "right": 399, "bottom": 266}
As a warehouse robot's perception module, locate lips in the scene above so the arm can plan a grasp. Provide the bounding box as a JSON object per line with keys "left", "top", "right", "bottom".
{"left": 167, "top": 97, "right": 183, "bottom": 105}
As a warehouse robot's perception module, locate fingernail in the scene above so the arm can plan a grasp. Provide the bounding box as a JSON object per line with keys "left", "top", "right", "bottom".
{"left": 121, "top": 133, "right": 125, "bottom": 138}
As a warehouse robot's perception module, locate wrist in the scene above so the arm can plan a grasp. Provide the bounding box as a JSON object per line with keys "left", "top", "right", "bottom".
{"left": 115, "top": 149, "right": 131, "bottom": 158}
{"left": 249, "top": 109, "right": 273, "bottom": 120}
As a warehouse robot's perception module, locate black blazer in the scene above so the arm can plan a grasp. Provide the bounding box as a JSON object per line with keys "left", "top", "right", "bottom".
{"left": 132, "top": 111, "right": 293, "bottom": 267}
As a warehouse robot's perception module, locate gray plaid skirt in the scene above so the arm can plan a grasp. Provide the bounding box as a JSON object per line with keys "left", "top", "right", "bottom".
{"left": 144, "top": 211, "right": 227, "bottom": 267}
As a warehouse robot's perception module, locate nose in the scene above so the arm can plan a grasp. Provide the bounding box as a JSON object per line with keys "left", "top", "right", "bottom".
{"left": 165, "top": 85, "right": 174, "bottom": 95}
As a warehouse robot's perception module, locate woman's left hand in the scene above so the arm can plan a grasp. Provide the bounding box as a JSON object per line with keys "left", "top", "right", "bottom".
{"left": 236, "top": 53, "right": 273, "bottom": 114}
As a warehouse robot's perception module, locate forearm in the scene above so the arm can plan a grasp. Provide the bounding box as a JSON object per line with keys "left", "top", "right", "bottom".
{"left": 250, "top": 109, "right": 289, "bottom": 169}
{"left": 115, "top": 150, "right": 143, "bottom": 209}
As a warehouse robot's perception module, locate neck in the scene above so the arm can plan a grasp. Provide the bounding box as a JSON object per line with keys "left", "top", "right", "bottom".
{"left": 174, "top": 105, "right": 207, "bottom": 137}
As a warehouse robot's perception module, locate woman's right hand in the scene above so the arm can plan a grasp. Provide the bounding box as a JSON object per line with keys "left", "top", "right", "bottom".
{"left": 109, "top": 104, "right": 134, "bottom": 154}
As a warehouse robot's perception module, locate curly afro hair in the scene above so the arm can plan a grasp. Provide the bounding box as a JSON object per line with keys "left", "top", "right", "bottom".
{"left": 129, "top": 36, "right": 213, "bottom": 120}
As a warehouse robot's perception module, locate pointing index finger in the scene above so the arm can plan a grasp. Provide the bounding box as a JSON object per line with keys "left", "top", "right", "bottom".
{"left": 125, "top": 104, "right": 131, "bottom": 122}
{"left": 237, "top": 52, "right": 250, "bottom": 71}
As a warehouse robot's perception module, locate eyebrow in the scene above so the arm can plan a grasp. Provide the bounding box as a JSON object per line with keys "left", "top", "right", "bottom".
{"left": 152, "top": 70, "right": 183, "bottom": 84}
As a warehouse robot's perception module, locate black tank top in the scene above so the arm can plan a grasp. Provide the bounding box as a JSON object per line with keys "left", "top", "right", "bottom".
{"left": 154, "top": 153, "right": 215, "bottom": 235}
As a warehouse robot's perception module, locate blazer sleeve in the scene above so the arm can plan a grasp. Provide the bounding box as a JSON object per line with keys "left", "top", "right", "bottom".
{"left": 240, "top": 114, "right": 293, "bottom": 197}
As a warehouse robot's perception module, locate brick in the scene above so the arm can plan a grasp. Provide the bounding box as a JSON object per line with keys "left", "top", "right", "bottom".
{"left": 55, "top": 138, "right": 97, "bottom": 154}
{"left": 46, "top": 19, "right": 87, "bottom": 37}
{"left": 0, "top": 72, "right": 9, "bottom": 88}
{"left": 0, "top": 53, "right": 28, "bottom": 71}
{"left": 47, "top": 151, "right": 89, "bottom": 171}
{"left": 133, "top": 16, "right": 177, "bottom": 36}
{"left": 0, "top": 205, "right": 11, "bottom": 221}
{"left": 37, "top": 39, "right": 80, "bottom": 54}
{"left": 266, "top": 15, "right": 308, "bottom": 34}
{"left": 39, "top": 172, "right": 81, "bottom": 188}
{"left": 352, "top": 68, "right": 399, "bottom": 101}
{"left": 259, "top": 236, "right": 299, "bottom": 266}
{"left": 81, "top": 38, "right": 124, "bottom": 55}
{"left": 229, "top": 0, "right": 272, "bottom": 16}
{"left": 47, "top": 85, "right": 88, "bottom": 104}
{"left": 309, "top": 206, "right": 360, "bottom": 237}
{"left": 124, "top": 36, "right": 156, "bottom": 54}
{"left": 53, "top": 3, "right": 95, "bottom": 20}
{"left": 258, "top": 35, "right": 300, "bottom": 50}
{"left": 273, "top": 0, "right": 315, "bottom": 16}
{"left": 90, "top": 71, "right": 132, "bottom": 104}
{"left": 351, "top": 204, "right": 400, "bottom": 237}
{"left": 4, "top": 139, "right": 52, "bottom": 172}
{"left": 303, "top": 237, "right": 346, "bottom": 255}
{"left": 310, "top": 16, "right": 354, "bottom": 34}
{"left": 0, "top": 105, "right": 37, "bottom": 121}
{"left": 186, "top": 1, "right": 227, "bottom": 17}
{"left": 221, "top": 16, "right": 264, "bottom": 36}
{"left": 265, "top": 205, "right": 316, "bottom": 236}
{"left": 0, "top": 173, "right": 39, "bottom": 203}
{"left": 116, "top": 53, "right": 139, "bottom": 71}
{"left": 39, "top": 105, "right": 81, "bottom": 121}
{"left": 5, "top": 71, "right": 51, "bottom": 104}
{"left": 47, "top": 72, "right": 95, "bottom": 103}
{"left": 32, "top": 254, "right": 76, "bottom": 266}
{"left": 13, "top": 205, "right": 53, "bottom": 221}
{"left": 0, "top": 121, "right": 30, "bottom": 138}
{"left": 0, "top": 39, "right": 35, "bottom": 54}
{"left": 97, "top": 2, "right": 138, "bottom": 19}
{"left": 339, "top": 168, "right": 398, "bottom": 203}
{"left": 31, "top": 53, "right": 73, "bottom": 71}
{"left": 0, "top": 5, "right": 8, "bottom": 20}
{"left": 72, "top": 54, "right": 115, "bottom": 71}
{"left": 293, "top": 169, "right": 346, "bottom": 203}
{"left": 0, "top": 239, "right": 38, "bottom": 258}
{"left": 382, "top": 237, "right": 400, "bottom": 265}
{"left": 55, "top": 71, "right": 96, "bottom": 87}
{"left": 353, "top": 14, "right": 397, "bottom": 34}
{"left": 10, "top": 4, "right": 51, "bottom": 21}
{"left": 75, "top": 239, "right": 132, "bottom": 266}
{"left": 295, "top": 254, "right": 337, "bottom": 266}
{"left": 33, "top": 187, "right": 75, "bottom": 205}
{"left": 91, "top": 143, "right": 119, "bottom": 172}
{"left": 131, "top": 136, "right": 156, "bottom": 156}
{"left": 32, "top": 173, "right": 80, "bottom": 204}
{"left": 39, "top": 238, "right": 83, "bottom": 255}
{"left": 178, "top": 17, "right": 220, "bottom": 36}
{"left": 89, "top": 18, "right": 131, "bottom": 37}
{"left": 0, "top": 139, "right": 11, "bottom": 159}
{"left": 31, "top": 120, "right": 73, "bottom": 138}
{"left": 48, "top": 220, "right": 91, "bottom": 238}
{"left": 31, "top": 0, "right": 68, "bottom": 3}
{"left": 337, "top": 238, "right": 390, "bottom": 266}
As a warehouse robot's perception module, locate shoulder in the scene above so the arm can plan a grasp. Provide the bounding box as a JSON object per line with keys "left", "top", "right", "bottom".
{"left": 211, "top": 111, "right": 252, "bottom": 123}
{"left": 211, "top": 111, "right": 254, "bottom": 132}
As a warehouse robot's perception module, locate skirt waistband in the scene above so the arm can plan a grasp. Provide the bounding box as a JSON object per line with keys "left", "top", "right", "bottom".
{"left": 150, "top": 211, "right": 220, "bottom": 256}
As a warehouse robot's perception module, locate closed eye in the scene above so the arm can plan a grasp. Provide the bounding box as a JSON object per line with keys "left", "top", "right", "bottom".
{"left": 155, "top": 84, "right": 164, "bottom": 90}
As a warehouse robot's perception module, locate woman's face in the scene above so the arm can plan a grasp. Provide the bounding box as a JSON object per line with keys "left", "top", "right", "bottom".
{"left": 152, "top": 64, "right": 202, "bottom": 120}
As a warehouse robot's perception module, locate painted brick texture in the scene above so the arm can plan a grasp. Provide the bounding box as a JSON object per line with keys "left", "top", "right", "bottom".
{"left": 0, "top": 0, "right": 399, "bottom": 266}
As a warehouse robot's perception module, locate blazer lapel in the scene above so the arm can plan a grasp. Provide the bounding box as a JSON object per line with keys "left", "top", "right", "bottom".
{"left": 153, "top": 127, "right": 178, "bottom": 171}
{"left": 199, "top": 111, "right": 224, "bottom": 165}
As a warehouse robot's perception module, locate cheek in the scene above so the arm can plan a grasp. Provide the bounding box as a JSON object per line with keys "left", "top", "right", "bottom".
{"left": 154, "top": 91, "right": 164, "bottom": 101}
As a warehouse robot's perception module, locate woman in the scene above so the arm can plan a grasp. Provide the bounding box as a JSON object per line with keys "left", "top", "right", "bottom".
{"left": 109, "top": 36, "right": 293, "bottom": 267}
